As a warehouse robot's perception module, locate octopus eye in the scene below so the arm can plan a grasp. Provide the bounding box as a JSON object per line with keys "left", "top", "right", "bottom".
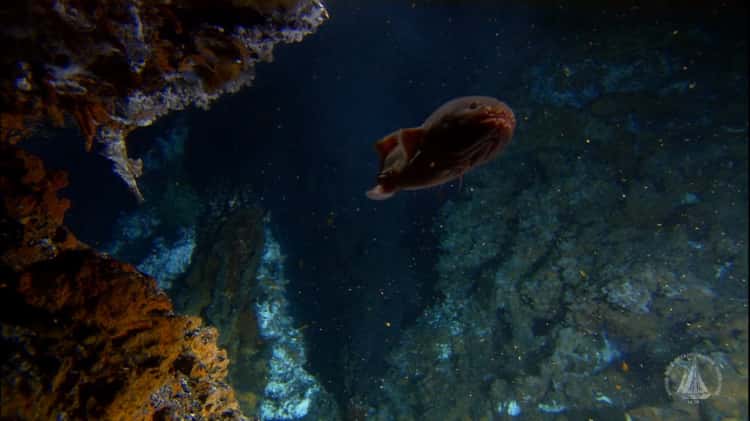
{"left": 469, "top": 102, "right": 478, "bottom": 109}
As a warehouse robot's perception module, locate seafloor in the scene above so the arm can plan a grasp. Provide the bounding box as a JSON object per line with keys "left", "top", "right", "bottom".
{"left": 1, "top": 1, "right": 747, "bottom": 421}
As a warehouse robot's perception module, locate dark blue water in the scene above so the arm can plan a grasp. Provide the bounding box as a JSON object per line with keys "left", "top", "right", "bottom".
{"left": 181, "top": 0, "right": 542, "bottom": 402}
{"left": 29, "top": 0, "right": 747, "bottom": 419}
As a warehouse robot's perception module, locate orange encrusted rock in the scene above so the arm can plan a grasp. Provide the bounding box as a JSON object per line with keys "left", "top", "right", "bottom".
{"left": 0, "top": 143, "right": 247, "bottom": 419}
{"left": 0, "top": 0, "right": 328, "bottom": 201}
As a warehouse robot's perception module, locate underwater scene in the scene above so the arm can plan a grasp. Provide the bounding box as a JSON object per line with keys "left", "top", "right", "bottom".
{"left": 0, "top": 1, "right": 747, "bottom": 420}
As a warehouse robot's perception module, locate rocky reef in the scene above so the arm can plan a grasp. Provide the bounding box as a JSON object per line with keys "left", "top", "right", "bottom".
{"left": 0, "top": 143, "right": 246, "bottom": 420}
{"left": 97, "top": 111, "right": 340, "bottom": 418}
{"left": 173, "top": 204, "right": 268, "bottom": 414}
{"left": 367, "top": 20, "right": 748, "bottom": 421}
{"left": 0, "top": 1, "right": 330, "bottom": 418}
{"left": 0, "top": 0, "right": 328, "bottom": 200}
{"left": 125, "top": 191, "right": 340, "bottom": 419}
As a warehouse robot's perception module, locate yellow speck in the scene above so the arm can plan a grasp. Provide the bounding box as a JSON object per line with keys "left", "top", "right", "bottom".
{"left": 579, "top": 270, "right": 588, "bottom": 279}
{"left": 585, "top": 138, "right": 591, "bottom": 144}
{"left": 385, "top": 321, "right": 391, "bottom": 327}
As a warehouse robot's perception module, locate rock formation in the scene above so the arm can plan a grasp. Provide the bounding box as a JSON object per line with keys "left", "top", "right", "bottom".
{"left": 0, "top": 0, "right": 328, "bottom": 200}
{"left": 0, "top": 143, "right": 249, "bottom": 420}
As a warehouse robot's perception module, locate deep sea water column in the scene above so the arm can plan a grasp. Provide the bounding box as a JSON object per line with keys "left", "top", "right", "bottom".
{"left": 255, "top": 225, "right": 326, "bottom": 420}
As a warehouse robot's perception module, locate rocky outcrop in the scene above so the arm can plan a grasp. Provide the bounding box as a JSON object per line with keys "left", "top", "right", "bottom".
{"left": 0, "top": 0, "right": 328, "bottom": 200}
{"left": 0, "top": 143, "right": 247, "bottom": 420}
{"left": 173, "top": 206, "right": 269, "bottom": 415}
{"left": 369, "top": 21, "right": 747, "bottom": 418}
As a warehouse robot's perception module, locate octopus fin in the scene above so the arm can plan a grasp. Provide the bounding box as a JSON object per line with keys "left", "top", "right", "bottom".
{"left": 399, "top": 127, "right": 424, "bottom": 161}
{"left": 375, "top": 132, "right": 399, "bottom": 168}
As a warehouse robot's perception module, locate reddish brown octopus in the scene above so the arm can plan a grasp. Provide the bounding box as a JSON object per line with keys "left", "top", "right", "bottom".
{"left": 366, "top": 96, "right": 516, "bottom": 200}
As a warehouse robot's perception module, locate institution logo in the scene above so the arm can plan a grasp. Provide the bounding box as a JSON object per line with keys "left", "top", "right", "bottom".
{"left": 664, "top": 353, "right": 722, "bottom": 403}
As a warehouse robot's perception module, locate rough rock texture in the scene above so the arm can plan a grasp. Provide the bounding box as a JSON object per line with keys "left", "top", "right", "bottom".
{"left": 0, "top": 143, "right": 81, "bottom": 270}
{"left": 0, "top": 143, "right": 247, "bottom": 420}
{"left": 0, "top": 0, "right": 328, "bottom": 200}
{"left": 173, "top": 205, "right": 269, "bottom": 415}
{"left": 370, "top": 21, "right": 747, "bottom": 420}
